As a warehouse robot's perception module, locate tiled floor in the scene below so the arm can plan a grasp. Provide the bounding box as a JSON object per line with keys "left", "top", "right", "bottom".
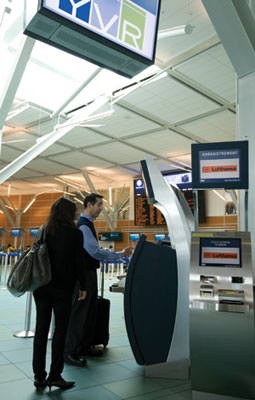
{"left": 0, "top": 280, "right": 192, "bottom": 399}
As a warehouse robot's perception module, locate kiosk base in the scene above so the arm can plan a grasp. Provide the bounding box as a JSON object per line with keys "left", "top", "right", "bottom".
{"left": 145, "top": 359, "right": 189, "bottom": 380}
{"left": 193, "top": 391, "right": 250, "bottom": 400}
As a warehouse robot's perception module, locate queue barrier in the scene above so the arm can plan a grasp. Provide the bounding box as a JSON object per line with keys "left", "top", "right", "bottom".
{"left": 0, "top": 252, "right": 20, "bottom": 289}
{"left": 0, "top": 251, "right": 55, "bottom": 339}
{"left": 98, "top": 258, "right": 130, "bottom": 283}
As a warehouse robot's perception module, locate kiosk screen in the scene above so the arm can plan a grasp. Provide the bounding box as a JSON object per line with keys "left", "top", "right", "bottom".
{"left": 155, "top": 233, "right": 166, "bottom": 241}
{"left": 130, "top": 233, "right": 140, "bottom": 241}
{"left": 199, "top": 237, "right": 242, "bottom": 268}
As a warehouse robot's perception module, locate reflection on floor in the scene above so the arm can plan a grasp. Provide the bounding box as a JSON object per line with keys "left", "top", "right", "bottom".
{"left": 0, "top": 281, "right": 192, "bottom": 400}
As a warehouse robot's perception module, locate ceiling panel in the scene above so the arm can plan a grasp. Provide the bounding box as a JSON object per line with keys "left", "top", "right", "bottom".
{"left": 59, "top": 127, "right": 109, "bottom": 148}
{"left": 181, "top": 110, "right": 236, "bottom": 142}
{"left": 93, "top": 106, "right": 161, "bottom": 138}
{"left": 12, "top": 168, "right": 45, "bottom": 179}
{"left": 124, "top": 76, "right": 217, "bottom": 124}
{"left": 87, "top": 142, "right": 148, "bottom": 164}
{"left": 6, "top": 104, "right": 50, "bottom": 126}
{"left": 49, "top": 151, "right": 114, "bottom": 169}
{"left": 0, "top": 147, "right": 22, "bottom": 162}
{"left": 40, "top": 143, "right": 69, "bottom": 157}
{"left": 26, "top": 159, "right": 78, "bottom": 175}
{"left": 125, "top": 129, "right": 192, "bottom": 157}
{"left": 176, "top": 45, "right": 236, "bottom": 103}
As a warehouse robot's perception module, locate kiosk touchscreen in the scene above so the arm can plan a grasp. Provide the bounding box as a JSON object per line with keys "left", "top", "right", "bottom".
{"left": 190, "top": 231, "right": 255, "bottom": 400}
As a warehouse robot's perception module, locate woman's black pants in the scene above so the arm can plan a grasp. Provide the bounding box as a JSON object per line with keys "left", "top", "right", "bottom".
{"left": 33, "top": 285, "right": 73, "bottom": 381}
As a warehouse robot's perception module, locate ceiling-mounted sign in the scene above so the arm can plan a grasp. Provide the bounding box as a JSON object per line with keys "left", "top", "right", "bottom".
{"left": 191, "top": 141, "right": 249, "bottom": 190}
{"left": 24, "top": 0, "right": 161, "bottom": 78}
{"left": 43, "top": 0, "right": 160, "bottom": 61}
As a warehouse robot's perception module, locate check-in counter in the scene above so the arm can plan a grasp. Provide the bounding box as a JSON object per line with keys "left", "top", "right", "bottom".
{"left": 190, "top": 231, "right": 255, "bottom": 400}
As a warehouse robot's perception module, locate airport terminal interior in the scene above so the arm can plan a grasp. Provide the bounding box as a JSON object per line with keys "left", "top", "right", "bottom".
{"left": 1, "top": 0, "right": 255, "bottom": 399}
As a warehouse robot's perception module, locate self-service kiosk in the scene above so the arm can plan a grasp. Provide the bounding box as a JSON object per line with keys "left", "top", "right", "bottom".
{"left": 124, "top": 235, "right": 178, "bottom": 368}
{"left": 190, "top": 231, "right": 255, "bottom": 400}
{"left": 120, "top": 155, "right": 194, "bottom": 379}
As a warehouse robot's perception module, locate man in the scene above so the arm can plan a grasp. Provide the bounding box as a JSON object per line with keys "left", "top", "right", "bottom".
{"left": 64, "top": 193, "right": 133, "bottom": 367}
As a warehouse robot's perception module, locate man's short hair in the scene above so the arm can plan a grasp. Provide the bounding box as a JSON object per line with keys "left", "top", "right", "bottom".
{"left": 83, "top": 193, "right": 103, "bottom": 208}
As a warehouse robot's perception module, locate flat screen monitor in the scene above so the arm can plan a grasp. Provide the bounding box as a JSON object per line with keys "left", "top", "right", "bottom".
{"left": 25, "top": 0, "right": 161, "bottom": 78}
{"left": 98, "top": 232, "right": 122, "bottom": 241}
{"left": 155, "top": 233, "right": 166, "bottom": 241}
{"left": 129, "top": 233, "right": 140, "bottom": 241}
{"left": 134, "top": 178, "right": 146, "bottom": 197}
{"left": 30, "top": 228, "right": 39, "bottom": 237}
{"left": 199, "top": 237, "right": 242, "bottom": 268}
{"left": 163, "top": 170, "right": 192, "bottom": 191}
{"left": 192, "top": 141, "right": 248, "bottom": 189}
{"left": 11, "top": 229, "right": 21, "bottom": 237}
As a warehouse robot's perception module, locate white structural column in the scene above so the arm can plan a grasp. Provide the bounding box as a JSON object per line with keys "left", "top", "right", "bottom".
{"left": 0, "top": 36, "right": 35, "bottom": 151}
{"left": 238, "top": 73, "right": 255, "bottom": 266}
{"left": 202, "top": 0, "right": 255, "bottom": 272}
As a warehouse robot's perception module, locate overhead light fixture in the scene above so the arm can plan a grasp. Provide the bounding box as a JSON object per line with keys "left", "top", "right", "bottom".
{"left": 74, "top": 197, "right": 84, "bottom": 205}
{"left": 55, "top": 110, "right": 114, "bottom": 130}
{"left": 158, "top": 24, "right": 194, "bottom": 40}
{"left": 213, "top": 190, "right": 226, "bottom": 202}
{"left": 23, "top": 197, "right": 36, "bottom": 213}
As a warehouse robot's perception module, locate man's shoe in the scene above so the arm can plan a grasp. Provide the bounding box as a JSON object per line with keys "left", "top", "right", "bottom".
{"left": 64, "top": 354, "right": 87, "bottom": 366}
{"left": 85, "top": 347, "right": 103, "bottom": 357}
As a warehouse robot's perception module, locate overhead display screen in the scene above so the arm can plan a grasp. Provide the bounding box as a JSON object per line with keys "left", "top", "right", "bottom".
{"left": 98, "top": 232, "right": 122, "bottom": 241}
{"left": 155, "top": 233, "right": 166, "bottom": 241}
{"left": 43, "top": 0, "right": 160, "bottom": 61}
{"left": 164, "top": 171, "right": 192, "bottom": 191}
{"left": 11, "top": 229, "right": 21, "bottom": 237}
{"left": 129, "top": 233, "right": 140, "bottom": 241}
{"left": 30, "top": 228, "right": 39, "bottom": 237}
{"left": 134, "top": 178, "right": 166, "bottom": 226}
{"left": 192, "top": 141, "right": 248, "bottom": 189}
{"left": 199, "top": 238, "right": 242, "bottom": 268}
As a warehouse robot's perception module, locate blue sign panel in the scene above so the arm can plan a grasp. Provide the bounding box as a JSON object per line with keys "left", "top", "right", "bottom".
{"left": 11, "top": 229, "right": 21, "bottom": 237}
{"left": 30, "top": 228, "right": 39, "bottom": 237}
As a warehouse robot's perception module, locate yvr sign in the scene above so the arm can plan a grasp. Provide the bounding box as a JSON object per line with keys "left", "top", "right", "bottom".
{"left": 43, "top": 0, "right": 160, "bottom": 60}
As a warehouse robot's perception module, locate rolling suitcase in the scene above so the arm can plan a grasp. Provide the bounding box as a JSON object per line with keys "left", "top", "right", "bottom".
{"left": 92, "top": 262, "right": 110, "bottom": 347}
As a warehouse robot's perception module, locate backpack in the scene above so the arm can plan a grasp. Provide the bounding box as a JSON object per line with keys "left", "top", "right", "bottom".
{"left": 7, "top": 225, "right": 51, "bottom": 297}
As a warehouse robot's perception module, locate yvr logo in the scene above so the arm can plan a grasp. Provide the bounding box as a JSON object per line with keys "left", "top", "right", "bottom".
{"left": 58, "top": 0, "right": 149, "bottom": 52}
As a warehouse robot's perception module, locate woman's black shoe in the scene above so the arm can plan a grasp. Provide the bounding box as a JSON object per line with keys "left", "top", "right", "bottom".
{"left": 34, "top": 379, "right": 47, "bottom": 391}
{"left": 47, "top": 377, "right": 75, "bottom": 391}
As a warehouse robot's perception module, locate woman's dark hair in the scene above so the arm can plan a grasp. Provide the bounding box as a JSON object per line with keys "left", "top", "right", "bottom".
{"left": 83, "top": 193, "right": 103, "bottom": 208}
{"left": 46, "top": 197, "right": 77, "bottom": 236}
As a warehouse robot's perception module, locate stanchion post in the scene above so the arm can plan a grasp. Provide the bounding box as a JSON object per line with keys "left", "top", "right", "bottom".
{"left": 13, "top": 292, "right": 35, "bottom": 338}
{"left": 1, "top": 253, "right": 8, "bottom": 290}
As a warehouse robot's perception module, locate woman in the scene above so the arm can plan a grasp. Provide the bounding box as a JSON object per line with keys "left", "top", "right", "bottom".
{"left": 32, "top": 197, "right": 87, "bottom": 391}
